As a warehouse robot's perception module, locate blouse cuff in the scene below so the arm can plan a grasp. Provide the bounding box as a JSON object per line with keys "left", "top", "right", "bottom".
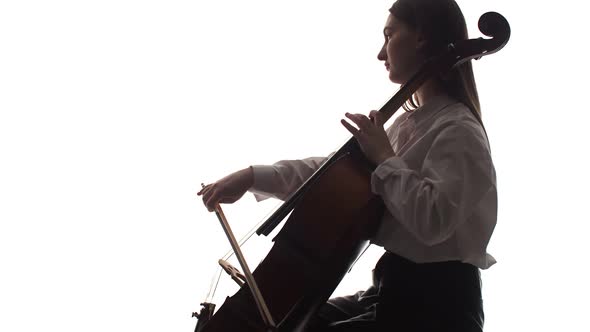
{"left": 251, "top": 165, "right": 275, "bottom": 187}
{"left": 371, "top": 156, "right": 408, "bottom": 194}
{"left": 249, "top": 165, "right": 276, "bottom": 202}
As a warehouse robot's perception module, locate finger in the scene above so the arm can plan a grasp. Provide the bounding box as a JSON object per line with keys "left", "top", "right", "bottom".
{"left": 198, "top": 186, "right": 211, "bottom": 196}
{"left": 202, "top": 186, "right": 217, "bottom": 204}
{"left": 341, "top": 119, "right": 360, "bottom": 136}
{"left": 345, "top": 112, "right": 370, "bottom": 130}
{"left": 197, "top": 183, "right": 212, "bottom": 195}
{"left": 204, "top": 190, "right": 219, "bottom": 212}
{"left": 368, "top": 110, "right": 382, "bottom": 125}
{"left": 345, "top": 113, "right": 372, "bottom": 131}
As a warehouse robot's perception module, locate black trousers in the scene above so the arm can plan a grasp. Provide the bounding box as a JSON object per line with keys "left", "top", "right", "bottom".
{"left": 306, "top": 252, "right": 484, "bottom": 331}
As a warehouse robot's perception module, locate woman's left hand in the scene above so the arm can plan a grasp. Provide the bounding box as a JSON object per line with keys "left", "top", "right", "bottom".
{"left": 341, "top": 111, "right": 395, "bottom": 165}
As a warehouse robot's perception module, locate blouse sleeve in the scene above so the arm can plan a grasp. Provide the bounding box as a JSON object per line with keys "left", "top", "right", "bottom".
{"left": 370, "top": 123, "right": 496, "bottom": 246}
{"left": 249, "top": 156, "right": 328, "bottom": 201}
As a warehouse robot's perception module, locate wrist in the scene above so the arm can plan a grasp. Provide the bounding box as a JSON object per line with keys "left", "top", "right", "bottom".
{"left": 245, "top": 166, "right": 255, "bottom": 188}
{"left": 375, "top": 151, "right": 395, "bottom": 165}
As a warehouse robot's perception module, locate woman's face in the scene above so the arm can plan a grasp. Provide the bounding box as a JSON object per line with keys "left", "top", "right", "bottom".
{"left": 378, "top": 14, "right": 425, "bottom": 84}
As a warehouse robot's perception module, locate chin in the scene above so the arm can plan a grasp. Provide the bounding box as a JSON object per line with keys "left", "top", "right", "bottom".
{"left": 388, "top": 69, "right": 412, "bottom": 85}
{"left": 388, "top": 71, "right": 404, "bottom": 85}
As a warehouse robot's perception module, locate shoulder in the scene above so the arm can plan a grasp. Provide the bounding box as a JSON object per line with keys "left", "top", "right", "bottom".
{"left": 431, "top": 102, "right": 491, "bottom": 152}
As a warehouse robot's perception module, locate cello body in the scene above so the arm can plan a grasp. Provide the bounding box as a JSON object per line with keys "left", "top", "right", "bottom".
{"left": 199, "top": 153, "right": 383, "bottom": 331}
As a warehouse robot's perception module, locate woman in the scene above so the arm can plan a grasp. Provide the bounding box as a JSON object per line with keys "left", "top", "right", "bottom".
{"left": 198, "top": 0, "right": 497, "bottom": 330}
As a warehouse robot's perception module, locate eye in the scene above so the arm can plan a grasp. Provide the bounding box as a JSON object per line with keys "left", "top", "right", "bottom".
{"left": 383, "top": 26, "right": 395, "bottom": 43}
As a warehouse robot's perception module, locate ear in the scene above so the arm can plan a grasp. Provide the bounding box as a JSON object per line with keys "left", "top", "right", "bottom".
{"left": 415, "top": 30, "right": 429, "bottom": 52}
{"left": 416, "top": 39, "right": 429, "bottom": 52}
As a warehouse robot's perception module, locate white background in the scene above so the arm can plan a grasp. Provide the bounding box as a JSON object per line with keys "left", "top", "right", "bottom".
{"left": 1, "top": 0, "right": 589, "bottom": 331}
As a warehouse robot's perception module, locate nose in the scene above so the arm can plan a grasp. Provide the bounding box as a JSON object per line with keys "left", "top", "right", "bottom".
{"left": 377, "top": 43, "right": 386, "bottom": 61}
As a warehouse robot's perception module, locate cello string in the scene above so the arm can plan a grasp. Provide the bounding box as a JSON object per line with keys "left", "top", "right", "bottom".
{"left": 221, "top": 200, "right": 283, "bottom": 261}
{"left": 202, "top": 197, "right": 282, "bottom": 303}
{"left": 209, "top": 201, "right": 282, "bottom": 300}
{"left": 205, "top": 265, "right": 224, "bottom": 303}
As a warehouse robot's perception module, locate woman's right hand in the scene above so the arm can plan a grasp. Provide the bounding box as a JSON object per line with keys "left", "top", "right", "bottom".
{"left": 197, "top": 167, "right": 254, "bottom": 212}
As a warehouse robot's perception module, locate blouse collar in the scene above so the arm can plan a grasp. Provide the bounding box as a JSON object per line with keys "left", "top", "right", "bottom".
{"left": 407, "top": 94, "right": 458, "bottom": 125}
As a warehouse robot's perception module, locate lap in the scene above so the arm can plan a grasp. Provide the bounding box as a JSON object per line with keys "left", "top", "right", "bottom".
{"left": 305, "top": 253, "right": 484, "bottom": 332}
{"left": 305, "top": 287, "right": 379, "bottom": 332}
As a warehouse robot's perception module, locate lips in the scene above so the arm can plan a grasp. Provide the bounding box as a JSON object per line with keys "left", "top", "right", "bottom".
{"left": 385, "top": 63, "right": 390, "bottom": 71}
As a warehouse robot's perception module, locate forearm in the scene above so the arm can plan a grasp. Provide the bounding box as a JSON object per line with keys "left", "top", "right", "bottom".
{"left": 249, "top": 157, "right": 327, "bottom": 201}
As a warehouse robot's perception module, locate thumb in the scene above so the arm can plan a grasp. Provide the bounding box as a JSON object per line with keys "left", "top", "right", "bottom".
{"left": 369, "top": 110, "right": 384, "bottom": 127}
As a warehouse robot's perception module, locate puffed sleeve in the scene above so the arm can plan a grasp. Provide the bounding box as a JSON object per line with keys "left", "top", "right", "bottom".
{"left": 371, "top": 123, "right": 496, "bottom": 246}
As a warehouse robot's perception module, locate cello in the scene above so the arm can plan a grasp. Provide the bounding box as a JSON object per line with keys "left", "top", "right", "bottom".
{"left": 194, "top": 11, "right": 510, "bottom": 332}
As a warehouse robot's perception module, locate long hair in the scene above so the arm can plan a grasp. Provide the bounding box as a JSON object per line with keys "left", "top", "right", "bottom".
{"left": 390, "top": 0, "right": 482, "bottom": 121}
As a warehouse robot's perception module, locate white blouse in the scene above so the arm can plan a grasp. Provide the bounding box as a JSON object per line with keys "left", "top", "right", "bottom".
{"left": 249, "top": 95, "right": 497, "bottom": 269}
